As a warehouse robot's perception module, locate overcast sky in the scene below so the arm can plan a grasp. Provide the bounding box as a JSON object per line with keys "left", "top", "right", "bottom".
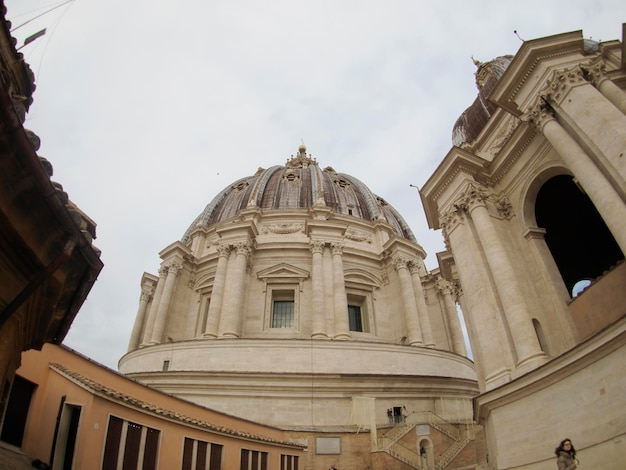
{"left": 7, "top": 0, "right": 625, "bottom": 369}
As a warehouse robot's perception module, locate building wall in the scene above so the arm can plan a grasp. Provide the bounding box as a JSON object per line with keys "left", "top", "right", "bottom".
{"left": 14, "top": 344, "right": 305, "bottom": 469}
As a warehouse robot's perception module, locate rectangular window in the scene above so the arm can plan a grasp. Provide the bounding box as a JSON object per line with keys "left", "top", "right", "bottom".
{"left": 280, "top": 454, "right": 299, "bottom": 470}
{"left": 239, "top": 449, "right": 268, "bottom": 470}
{"left": 182, "top": 437, "right": 223, "bottom": 470}
{"left": 271, "top": 290, "right": 294, "bottom": 328}
{"left": 348, "top": 305, "right": 363, "bottom": 332}
{"left": 102, "top": 415, "right": 160, "bottom": 470}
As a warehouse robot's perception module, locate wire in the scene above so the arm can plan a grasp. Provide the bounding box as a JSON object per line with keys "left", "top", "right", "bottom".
{"left": 10, "top": 0, "right": 74, "bottom": 33}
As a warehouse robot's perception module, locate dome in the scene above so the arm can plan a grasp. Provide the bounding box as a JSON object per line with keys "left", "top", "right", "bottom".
{"left": 182, "top": 145, "right": 417, "bottom": 243}
{"left": 452, "top": 55, "right": 513, "bottom": 146}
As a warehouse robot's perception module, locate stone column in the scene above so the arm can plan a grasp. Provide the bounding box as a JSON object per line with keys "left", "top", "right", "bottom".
{"left": 331, "top": 242, "right": 350, "bottom": 339}
{"left": 436, "top": 279, "right": 466, "bottom": 356}
{"left": 393, "top": 256, "right": 422, "bottom": 346}
{"left": 533, "top": 66, "right": 626, "bottom": 198}
{"left": 141, "top": 266, "right": 167, "bottom": 346}
{"left": 462, "top": 184, "right": 546, "bottom": 370}
{"left": 440, "top": 207, "right": 511, "bottom": 389}
{"left": 218, "top": 241, "right": 251, "bottom": 338}
{"left": 148, "top": 261, "right": 183, "bottom": 345}
{"left": 409, "top": 262, "right": 434, "bottom": 347}
{"left": 584, "top": 60, "right": 626, "bottom": 115}
{"left": 524, "top": 106, "right": 626, "bottom": 252}
{"left": 310, "top": 240, "right": 327, "bottom": 338}
{"left": 203, "top": 244, "right": 230, "bottom": 338}
{"left": 128, "top": 280, "right": 155, "bottom": 351}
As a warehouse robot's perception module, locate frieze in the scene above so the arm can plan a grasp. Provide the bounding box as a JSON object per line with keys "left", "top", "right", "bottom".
{"left": 344, "top": 229, "right": 372, "bottom": 243}
{"left": 262, "top": 222, "right": 305, "bottom": 234}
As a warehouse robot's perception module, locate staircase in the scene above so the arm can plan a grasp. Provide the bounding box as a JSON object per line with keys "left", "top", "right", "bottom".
{"left": 375, "top": 411, "right": 473, "bottom": 470}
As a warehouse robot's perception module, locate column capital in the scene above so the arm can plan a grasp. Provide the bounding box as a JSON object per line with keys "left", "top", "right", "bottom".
{"left": 392, "top": 255, "right": 410, "bottom": 271}
{"left": 521, "top": 97, "right": 557, "bottom": 133}
{"left": 216, "top": 243, "right": 231, "bottom": 257}
{"left": 309, "top": 240, "right": 326, "bottom": 254}
{"left": 165, "top": 261, "right": 183, "bottom": 276}
{"left": 408, "top": 260, "right": 425, "bottom": 277}
{"left": 330, "top": 242, "right": 344, "bottom": 255}
{"left": 538, "top": 65, "right": 587, "bottom": 106}
{"left": 580, "top": 57, "right": 609, "bottom": 88}
{"left": 233, "top": 241, "right": 252, "bottom": 257}
{"left": 139, "top": 285, "right": 155, "bottom": 303}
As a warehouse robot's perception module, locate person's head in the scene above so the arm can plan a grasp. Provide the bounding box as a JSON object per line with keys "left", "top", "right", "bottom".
{"left": 555, "top": 438, "right": 576, "bottom": 457}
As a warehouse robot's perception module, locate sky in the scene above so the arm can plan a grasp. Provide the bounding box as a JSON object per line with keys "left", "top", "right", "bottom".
{"left": 6, "top": 0, "right": 626, "bottom": 369}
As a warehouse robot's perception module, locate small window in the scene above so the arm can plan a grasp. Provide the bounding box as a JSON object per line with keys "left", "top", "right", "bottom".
{"left": 347, "top": 293, "right": 370, "bottom": 333}
{"left": 348, "top": 305, "right": 363, "bottom": 332}
{"left": 272, "top": 290, "right": 295, "bottom": 328}
{"left": 163, "top": 360, "right": 170, "bottom": 371}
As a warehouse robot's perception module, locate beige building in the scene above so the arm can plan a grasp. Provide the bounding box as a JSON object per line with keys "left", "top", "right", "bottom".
{"left": 421, "top": 26, "right": 626, "bottom": 469}
{"left": 12, "top": 344, "right": 305, "bottom": 469}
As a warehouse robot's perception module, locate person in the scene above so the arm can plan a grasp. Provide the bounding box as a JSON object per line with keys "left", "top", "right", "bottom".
{"left": 402, "top": 405, "right": 408, "bottom": 422}
{"left": 328, "top": 465, "right": 337, "bottom": 470}
{"left": 555, "top": 438, "right": 579, "bottom": 470}
{"left": 387, "top": 408, "right": 393, "bottom": 423}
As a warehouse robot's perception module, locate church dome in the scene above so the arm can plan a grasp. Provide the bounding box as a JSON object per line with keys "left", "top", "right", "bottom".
{"left": 452, "top": 55, "right": 513, "bottom": 146}
{"left": 182, "top": 145, "right": 417, "bottom": 243}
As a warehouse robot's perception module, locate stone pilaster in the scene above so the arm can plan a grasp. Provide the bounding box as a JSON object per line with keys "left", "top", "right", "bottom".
{"left": 310, "top": 240, "right": 327, "bottom": 338}
{"left": 436, "top": 279, "right": 466, "bottom": 356}
{"left": 331, "top": 242, "right": 350, "bottom": 339}
{"left": 218, "top": 241, "right": 251, "bottom": 338}
{"left": 393, "top": 256, "right": 423, "bottom": 346}
{"left": 140, "top": 266, "right": 167, "bottom": 346}
{"left": 148, "top": 261, "right": 183, "bottom": 345}
{"left": 128, "top": 280, "right": 155, "bottom": 351}
{"left": 203, "top": 244, "right": 230, "bottom": 338}
{"left": 409, "top": 262, "right": 434, "bottom": 347}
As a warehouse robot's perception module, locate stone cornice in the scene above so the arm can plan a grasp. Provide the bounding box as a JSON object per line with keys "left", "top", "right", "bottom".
{"left": 489, "top": 30, "right": 585, "bottom": 116}
{"left": 419, "top": 148, "right": 488, "bottom": 230}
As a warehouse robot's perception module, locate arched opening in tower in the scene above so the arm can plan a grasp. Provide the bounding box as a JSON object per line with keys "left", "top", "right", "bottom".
{"left": 535, "top": 174, "right": 624, "bottom": 297}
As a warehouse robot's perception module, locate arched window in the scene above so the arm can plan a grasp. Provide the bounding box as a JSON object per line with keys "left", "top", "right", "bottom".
{"left": 535, "top": 175, "right": 624, "bottom": 296}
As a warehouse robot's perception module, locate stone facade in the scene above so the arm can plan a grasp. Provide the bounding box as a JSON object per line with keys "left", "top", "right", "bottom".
{"left": 421, "top": 27, "right": 626, "bottom": 469}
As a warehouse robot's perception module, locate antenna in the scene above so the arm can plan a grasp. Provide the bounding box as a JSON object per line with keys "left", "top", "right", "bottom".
{"left": 10, "top": 0, "right": 74, "bottom": 33}
{"left": 513, "top": 30, "right": 525, "bottom": 42}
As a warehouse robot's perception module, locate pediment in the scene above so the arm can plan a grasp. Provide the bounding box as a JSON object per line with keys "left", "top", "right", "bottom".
{"left": 257, "top": 263, "right": 310, "bottom": 281}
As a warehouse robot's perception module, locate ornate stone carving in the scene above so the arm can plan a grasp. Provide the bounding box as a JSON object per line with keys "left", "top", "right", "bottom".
{"left": 579, "top": 57, "right": 608, "bottom": 88}
{"left": 262, "top": 223, "right": 304, "bottom": 234}
{"left": 330, "top": 242, "right": 344, "bottom": 255}
{"left": 521, "top": 99, "right": 556, "bottom": 133}
{"left": 540, "top": 66, "right": 587, "bottom": 106}
{"left": 234, "top": 241, "right": 252, "bottom": 257}
{"left": 344, "top": 229, "right": 372, "bottom": 243}
{"left": 216, "top": 244, "right": 231, "bottom": 257}
{"left": 392, "top": 256, "right": 410, "bottom": 271}
{"left": 485, "top": 114, "right": 521, "bottom": 159}
{"left": 494, "top": 194, "right": 514, "bottom": 219}
{"left": 166, "top": 262, "right": 183, "bottom": 276}
{"left": 309, "top": 240, "right": 325, "bottom": 254}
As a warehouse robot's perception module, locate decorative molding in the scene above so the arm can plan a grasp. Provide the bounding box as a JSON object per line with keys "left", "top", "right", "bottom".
{"left": 262, "top": 223, "right": 305, "bottom": 234}
{"left": 344, "top": 229, "right": 372, "bottom": 243}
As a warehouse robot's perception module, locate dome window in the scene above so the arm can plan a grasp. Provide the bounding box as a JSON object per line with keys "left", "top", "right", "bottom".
{"left": 284, "top": 171, "right": 299, "bottom": 182}
{"left": 336, "top": 178, "right": 350, "bottom": 189}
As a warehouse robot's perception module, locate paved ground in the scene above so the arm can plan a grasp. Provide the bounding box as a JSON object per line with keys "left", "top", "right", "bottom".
{"left": 0, "top": 442, "right": 40, "bottom": 470}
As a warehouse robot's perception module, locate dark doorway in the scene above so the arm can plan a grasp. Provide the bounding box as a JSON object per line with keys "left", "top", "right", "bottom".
{"left": 0, "top": 376, "right": 36, "bottom": 447}
{"left": 535, "top": 175, "right": 624, "bottom": 295}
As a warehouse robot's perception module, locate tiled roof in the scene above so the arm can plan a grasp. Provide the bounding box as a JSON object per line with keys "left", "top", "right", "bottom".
{"left": 50, "top": 363, "right": 306, "bottom": 449}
